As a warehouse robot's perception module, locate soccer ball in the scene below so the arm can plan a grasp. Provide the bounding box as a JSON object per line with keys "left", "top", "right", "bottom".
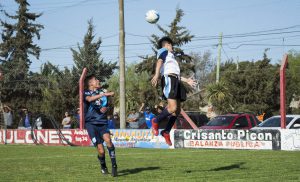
{"left": 145, "top": 10, "right": 159, "bottom": 24}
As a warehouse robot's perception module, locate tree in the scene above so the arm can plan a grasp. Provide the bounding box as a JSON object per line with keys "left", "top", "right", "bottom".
{"left": 39, "top": 62, "right": 77, "bottom": 121}
{"left": 218, "top": 50, "right": 280, "bottom": 114}
{"left": 71, "top": 19, "right": 117, "bottom": 83}
{"left": 286, "top": 50, "right": 300, "bottom": 113}
{"left": 0, "top": 0, "right": 43, "bottom": 111}
{"left": 191, "top": 51, "right": 215, "bottom": 89}
{"left": 181, "top": 51, "right": 215, "bottom": 111}
{"left": 205, "top": 81, "right": 233, "bottom": 114}
{"left": 108, "top": 65, "right": 156, "bottom": 113}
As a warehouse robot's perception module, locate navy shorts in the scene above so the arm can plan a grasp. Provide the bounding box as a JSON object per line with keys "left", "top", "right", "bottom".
{"left": 85, "top": 122, "right": 110, "bottom": 147}
{"left": 161, "top": 75, "right": 186, "bottom": 101}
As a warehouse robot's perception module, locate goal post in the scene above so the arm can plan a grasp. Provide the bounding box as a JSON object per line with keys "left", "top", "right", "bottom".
{"left": 280, "top": 54, "right": 288, "bottom": 129}
{"left": 79, "top": 68, "right": 87, "bottom": 130}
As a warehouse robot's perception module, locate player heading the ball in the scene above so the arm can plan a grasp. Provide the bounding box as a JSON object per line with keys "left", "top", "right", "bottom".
{"left": 151, "top": 36, "right": 197, "bottom": 146}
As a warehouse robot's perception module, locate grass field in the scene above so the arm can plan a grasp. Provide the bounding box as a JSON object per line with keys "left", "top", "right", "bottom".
{"left": 0, "top": 145, "right": 299, "bottom": 181}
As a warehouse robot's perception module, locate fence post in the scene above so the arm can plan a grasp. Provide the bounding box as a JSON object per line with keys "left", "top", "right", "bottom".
{"left": 280, "top": 54, "right": 288, "bottom": 129}
{"left": 79, "top": 68, "right": 87, "bottom": 130}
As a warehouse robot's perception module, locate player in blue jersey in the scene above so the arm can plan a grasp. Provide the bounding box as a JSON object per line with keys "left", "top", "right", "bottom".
{"left": 151, "top": 37, "right": 196, "bottom": 146}
{"left": 84, "top": 74, "right": 117, "bottom": 177}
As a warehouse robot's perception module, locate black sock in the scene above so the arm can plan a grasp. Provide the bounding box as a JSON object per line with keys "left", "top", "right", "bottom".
{"left": 165, "top": 116, "right": 177, "bottom": 133}
{"left": 107, "top": 145, "right": 117, "bottom": 167}
{"left": 156, "top": 108, "right": 171, "bottom": 123}
{"left": 97, "top": 155, "right": 107, "bottom": 169}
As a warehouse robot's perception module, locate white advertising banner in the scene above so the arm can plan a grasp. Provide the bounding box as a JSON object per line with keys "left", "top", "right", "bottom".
{"left": 174, "top": 129, "right": 281, "bottom": 150}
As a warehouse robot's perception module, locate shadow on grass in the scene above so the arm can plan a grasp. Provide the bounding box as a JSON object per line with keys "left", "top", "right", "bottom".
{"left": 209, "top": 162, "right": 246, "bottom": 171}
{"left": 183, "top": 162, "right": 246, "bottom": 174}
{"left": 118, "top": 167, "right": 160, "bottom": 176}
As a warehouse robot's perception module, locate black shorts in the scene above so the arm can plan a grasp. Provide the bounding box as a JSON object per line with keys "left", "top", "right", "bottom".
{"left": 85, "top": 122, "right": 110, "bottom": 147}
{"left": 161, "top": 75, "right": 186, "bottom": 101}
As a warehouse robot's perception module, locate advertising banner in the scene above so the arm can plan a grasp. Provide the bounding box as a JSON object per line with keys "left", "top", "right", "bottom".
{"left": 110, "top": 129, "right": 171, "bottom": 149}
{"left": 0, "top": 129, "right": 91, "bottom": 146}
{"left": 0, "top": 129, "right": 173, "bottom": 148}
{"left": 174, "top": 129, "right": 281, "bottom": 150}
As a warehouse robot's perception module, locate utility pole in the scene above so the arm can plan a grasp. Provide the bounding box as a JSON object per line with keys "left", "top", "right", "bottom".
{"left": 216, "top": 32, "right": 223, "bottom": 83}
{"left": 118, "top": 0, "right": 126, "bottom": 129}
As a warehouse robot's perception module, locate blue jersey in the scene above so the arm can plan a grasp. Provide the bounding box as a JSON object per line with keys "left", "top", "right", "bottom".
{"left": 84, "top": 89, "right": 108, "bottom": 125}
{"left": 144, "top": 112, "right": 155, "bottom": 129}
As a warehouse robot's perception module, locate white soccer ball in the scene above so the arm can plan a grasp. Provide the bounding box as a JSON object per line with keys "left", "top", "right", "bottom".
{"left": 145, "top": 10, "right": 159, "bottom": 24}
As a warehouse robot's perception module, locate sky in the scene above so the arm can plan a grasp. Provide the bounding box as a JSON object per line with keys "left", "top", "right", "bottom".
{"left": 1, "top": 0, "right": 300, "bottom": 72}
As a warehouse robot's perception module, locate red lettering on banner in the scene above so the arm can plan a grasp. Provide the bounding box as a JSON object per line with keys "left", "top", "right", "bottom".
{"left": 0, "top": 129, "right": 89, "bottom": 146}
{"left": 254, "top": 141, "right": 261, "bottom": 148}
{"left": 225, "top": 141, "right": 262, "bottom": 148}
{"left": 189, "top": 140, "right": 225, "bottom": 147}
{"left": 48, "top": 131, "right": 59, "bottom": 144}
{"left": 187, "top": 140, "right": 267, "bottom": 149}
{"left": 25, "top": 131, "right": 34, "bottom": 144}
{"left": 14, "top": 130, "right": 25, "bottom": 144}
{"left": 36, "top": 130, "right": 48, "bottom": 143}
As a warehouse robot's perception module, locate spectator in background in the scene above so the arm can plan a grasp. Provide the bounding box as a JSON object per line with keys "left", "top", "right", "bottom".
{"left": 18, "top": 108, "right": 32, "bottom": 129}
{"left": 139, "top": 103, "right": 155, "bottom": 129}
{"left": 3, "top": 105, "right": 13, "bottom": 129}
{"left": 112, "top": 112, "right": 119, "bottom": 129}
{"left": 127, "top": 109, "right": 139, "bottom": 129}
{"left": 107, "top": 115, "right": 116, "bottom": 129}
{"left": 75, "top": 108, "right": 80, "bottom": 121}
{"left": 62, "top": 111, "right": 72, "bottom": 129}
{"left": 71, "top": 108, "right": 80, "bottom": 129}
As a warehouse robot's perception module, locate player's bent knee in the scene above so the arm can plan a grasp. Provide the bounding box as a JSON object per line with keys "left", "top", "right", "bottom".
{"left": 106, "top": 140, "right": 113, "bottom": 148}
{"left": 168, "top": 106, "right": 177, "bottom": 113}
{"left": 98, "top": 150, "right": 105, "bottom": 156}
{"left": 97, "top": 145, "right": 105, "bottom": 155}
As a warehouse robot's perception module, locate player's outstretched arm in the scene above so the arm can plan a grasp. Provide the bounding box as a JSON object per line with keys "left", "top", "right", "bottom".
{"left": 180, "top": 76, "right": 197, "bottom": 87}
{"left": 105, "top": 92, "right": 114, "bottom": 97}
{"left": 151, "top": 59, "right": 163, "bottom": 87}
{"left": 85, "top": 93, "right": 106, "bottom": 102}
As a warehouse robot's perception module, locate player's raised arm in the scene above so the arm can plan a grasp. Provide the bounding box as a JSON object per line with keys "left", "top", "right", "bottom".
{"left": 85, "top": 93, "right": 106, "bottom": 102}
{"left": 151, "top": 59, "right": 163, "bottom": 87}
{"left": 105, "top": 91, "right": 114, "bottom": 97}
{"left": 180, "top": 76, "right": 197, "bottom": 87}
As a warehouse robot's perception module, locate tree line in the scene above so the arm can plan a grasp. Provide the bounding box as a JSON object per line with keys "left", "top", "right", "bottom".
{"left": 0, "top": 0, "right": 299, "bottom": 127}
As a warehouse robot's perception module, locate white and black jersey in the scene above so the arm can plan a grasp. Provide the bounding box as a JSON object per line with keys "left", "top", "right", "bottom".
{"left": 157, "top": 48, "right": 186, "bottom": 101}
{"left": 157, "top": 48, "right": 180, "bottom": 76}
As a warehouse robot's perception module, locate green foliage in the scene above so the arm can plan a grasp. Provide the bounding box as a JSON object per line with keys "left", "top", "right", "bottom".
{"left": 108, "top": 65, "right": 158, "bottom": 113}
{"left": 181, "top": 51, "right": 214, "bottom": 111}
{"left": 39, "top": 62, "right": 78, "bottom": 120}
{"left": 39, "top": 19, "right": 118, "bottom": 121}
{"left": 205, "top": 81, "right": 233, "bottom": 113}
{"left": 0, "top": 0, "right": 43, "bottom": 112}
{"left": 71, "top": 19, "right": 117, "bottom": 83}
{"left": 286, "top": 50, "right": 300, "bottom": 107}
{"left": 208, "top": 51, "right": 281, "bottom": 114}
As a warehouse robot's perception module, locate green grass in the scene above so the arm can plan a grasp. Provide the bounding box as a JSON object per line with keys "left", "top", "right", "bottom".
{"left": 0, "top": 145, "right": 299, "bottom": 182}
